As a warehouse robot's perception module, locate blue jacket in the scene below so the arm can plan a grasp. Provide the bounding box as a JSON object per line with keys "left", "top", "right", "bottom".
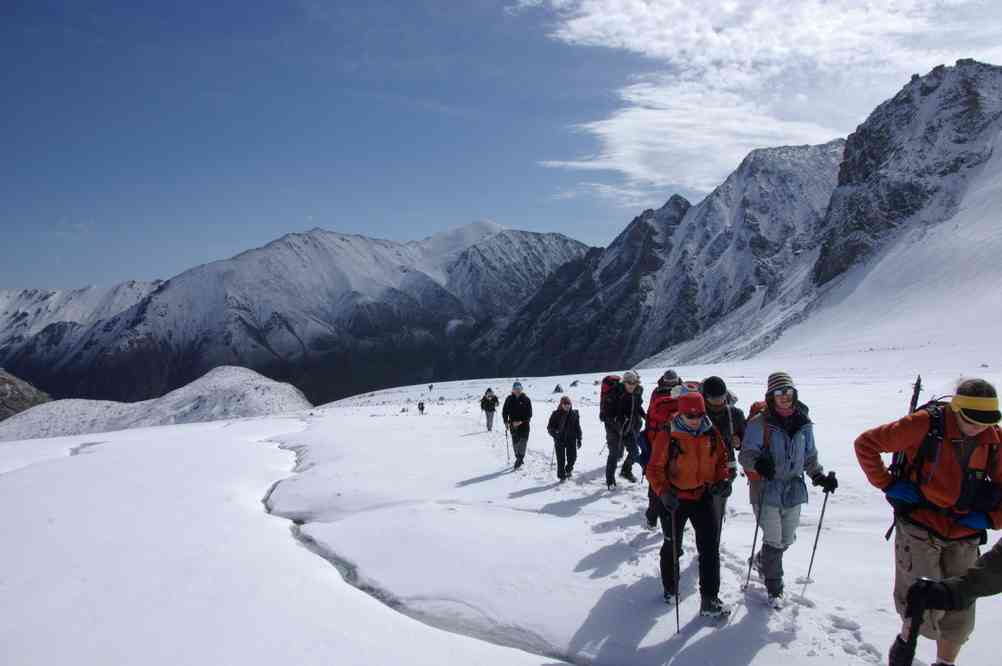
{"left": 738, "top": 405, "right": 823, "bottom": 508}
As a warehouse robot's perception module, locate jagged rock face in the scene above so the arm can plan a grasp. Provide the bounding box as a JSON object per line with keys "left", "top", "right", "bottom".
{"left": 0, "top": 225, "right": 588, "bottom": 404}
{"left": 814, "top": 60, "right": 1002, "bottom": 285}
{"left": 490, "top": 139, "right": 844, "bottom": 376}
{"left": 0, "top": 369, "right": 50, "bottom": 421}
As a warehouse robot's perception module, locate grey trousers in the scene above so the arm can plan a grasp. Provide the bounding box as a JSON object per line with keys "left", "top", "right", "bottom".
{"left": 753, "top": 503, "right": 802, "bottom": 596}
{"left": 486, "top": 411, "right": 495, "bottom": 431}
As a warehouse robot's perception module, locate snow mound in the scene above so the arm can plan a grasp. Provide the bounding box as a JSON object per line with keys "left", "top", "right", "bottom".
{"left": 0, "top": 366, "right": 311, "bottom": 441}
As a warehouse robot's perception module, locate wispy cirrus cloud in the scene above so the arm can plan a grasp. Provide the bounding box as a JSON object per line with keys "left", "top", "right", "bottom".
{"left": 521, "top": 0, "right": 1002, "bottom": 199}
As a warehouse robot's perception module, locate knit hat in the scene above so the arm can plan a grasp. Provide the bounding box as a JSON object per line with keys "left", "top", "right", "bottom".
{"left": 701, "top": 376, "right": 727, "bottom": 400}
{"left": 623, "top": 370, "right": 640, "bottom": 384}
{"left": 679, "top": 392, "right": 706, "bottom": 417}
{"left": 512, "top": 381, "right": 523, "bottom": 391}
{"left": 485, "top": 388, "right": 494, "bottom": 394}
{"left": 660, "top": 369, "right": 681, "bottom": 387}
{"left": 767, "top": 372, "right": 795, "bottom": 395}
{"left": 560, "top": 395, "right": 572, "bottom": 406}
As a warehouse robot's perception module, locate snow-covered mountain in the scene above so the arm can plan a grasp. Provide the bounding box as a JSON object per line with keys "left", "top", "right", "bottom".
{"left": 0, "top": 224, "right": 587, "bottom": 404}
{"left": 647, "top": 58, "right": 1002, "bottom": 367}
{"left": 0, "top": 366, "right": 311, "bottom": 441}
{"left": 486, "top": 140, "right": 844, "bottom": 375}
{"left": 0, "top": 369, "right": 50, "bottom": 421}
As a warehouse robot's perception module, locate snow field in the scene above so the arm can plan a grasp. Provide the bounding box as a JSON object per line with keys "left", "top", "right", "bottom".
{"left": 269, "top": 354, "right": 1002, "bottom": 665}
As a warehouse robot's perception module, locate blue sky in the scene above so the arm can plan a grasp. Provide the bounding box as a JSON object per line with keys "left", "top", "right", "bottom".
{"left": 4, "top": 1, "right": 1002, "bottom": 289}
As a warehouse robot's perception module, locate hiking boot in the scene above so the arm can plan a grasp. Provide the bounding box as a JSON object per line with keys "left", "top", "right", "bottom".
{"left": 620, "top": 469, "right": 637, "bottom": 483}
{"left": 699, "top": 597, "right": 731, "bottom": 618}
{"left": 565, "top": 466, "right": 574, "bottom": 476}
{"left": 767, "top": 591, "right": 785, "bottom": 610}
{"left": 645, "top": 515, "right": 658, "bottom": 530}
{"left": 558, "top": 475, "right": 566, "bottom": 482}
{"left": 663, "top": 591, "right": 676, "bottom": 605}
{"left": 513, "top": 459, "right": 524, "bottom": 471}
{"left": 607, "top": 481, "right": 617, "bottom": 490}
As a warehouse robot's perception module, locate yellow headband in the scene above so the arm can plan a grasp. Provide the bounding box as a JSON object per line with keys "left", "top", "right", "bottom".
{"left": 951, "top": 394, "right": 1001, "bottom": 417}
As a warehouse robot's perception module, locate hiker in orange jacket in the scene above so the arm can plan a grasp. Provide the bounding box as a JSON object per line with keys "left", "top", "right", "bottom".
{"left": 856, "top": 378, "right": 1002, "bottom": 666}
{"left": 646, "top": 392, "right": 731, "bottom": 617}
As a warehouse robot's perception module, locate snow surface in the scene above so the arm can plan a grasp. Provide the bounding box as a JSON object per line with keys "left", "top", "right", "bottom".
{"left": 0, "top": 366, "right": 312, "bottom": 442}
{"left": 3, "top": 349, "right": 1002, "bottom": 665}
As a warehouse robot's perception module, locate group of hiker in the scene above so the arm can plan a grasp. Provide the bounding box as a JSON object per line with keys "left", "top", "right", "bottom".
{"left": 475, "top": 371, "right": 1002, "bottom": 666}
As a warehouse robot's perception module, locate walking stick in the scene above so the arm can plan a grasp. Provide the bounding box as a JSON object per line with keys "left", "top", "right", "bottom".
{"left": 743, "top": 487, "right": 766, "bottom": 590}
{"left": 671, "top": 508, "right": 681, "bottom": 634}
{"left": 804, "top": 472, "right": 836, "bottom": 583}
{"left": 504, "top": 421, "right": 511, "bottom": 464}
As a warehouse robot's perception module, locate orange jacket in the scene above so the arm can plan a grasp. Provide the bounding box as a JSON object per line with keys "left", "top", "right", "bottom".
{"left": 646, "top": 421, "right": 729, "bottom": 501}
{"left": 855, "top": 408, "right": 1002, "bottom": 539}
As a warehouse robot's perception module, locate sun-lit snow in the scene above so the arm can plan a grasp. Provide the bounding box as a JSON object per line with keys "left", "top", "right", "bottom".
{"left": 0, "top": 366, "right": 311, "bottom": 442}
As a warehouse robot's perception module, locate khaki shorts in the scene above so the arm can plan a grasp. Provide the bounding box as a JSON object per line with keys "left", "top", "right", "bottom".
{"left": 894, "top": 520, "right": 981, "bottom": 643}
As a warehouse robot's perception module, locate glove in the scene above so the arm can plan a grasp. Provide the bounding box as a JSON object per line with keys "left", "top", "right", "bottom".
{"left": 753, "top": 455, "right": 776, "bottom": 481}
{"left": 710, "top": 480, "right": 733, "bottom": 498}
{"left": 659, "top": 491, "right": 679, "bottom": 513}
{"left": 812, "top": 471, "right": 838, "bottom": 494}
{"left": 906, "top": 577, "right": 957, "bottom": 611}
{"left": 957, "top": 511, "right": 992, "bottom": 530}
{"left": 884, "top": 480, "right": 922, "bottom": 504}
{"left": 972, "top": 480, "right": 1002, "bottom": 513}
{"left": 577, "top": 440, "right": 582, "bottom": 450}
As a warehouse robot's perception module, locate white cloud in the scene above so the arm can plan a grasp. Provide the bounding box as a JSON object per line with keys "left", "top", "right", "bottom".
{"left": 529, "top": 0, "right": 1002, "bottom": 196}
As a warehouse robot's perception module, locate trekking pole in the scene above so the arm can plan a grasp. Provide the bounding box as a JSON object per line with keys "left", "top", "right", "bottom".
{"left": 743, "top": 488, "right": 766, "bottom": 590}
{"left": 504, "top": 422, "right": 511, "bottom": 464}
{"left": 804, "top": 472, "right": 835, "bottom": 584}
{"left": 896, "top": 598, "right": 927, "bottom": 666}
{"left": 671, "top": 508, "right": 681, "bottom": 634}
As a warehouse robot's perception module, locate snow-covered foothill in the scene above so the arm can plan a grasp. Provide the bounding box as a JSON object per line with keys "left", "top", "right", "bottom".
{"left": 0, "top": 366, "right": 312, "bottom": 441}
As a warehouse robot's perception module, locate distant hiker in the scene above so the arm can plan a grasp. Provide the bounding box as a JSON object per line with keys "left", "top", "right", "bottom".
{"left": 418, "top": 401, "right": 425, "bottom": 415}
{"left": 429, "top": 384, "right": 434, "bottom": 392}
{"left": 702, "top": 376, "right": 745, "bottom": 526}
{"left": 547, "top": 395, "right": 582, "bottom": 481}
{"left": 856, "top": 378, "right": 1002, "bottom": 666}
{"left": 602, "top": 370, "right": 646, "bottom": 489}
{"left": 553, "top": 384, "right": 564, "bottom": 394}
{"left": 503, "top": 382, "right": 533, "bottom": 470}
{"left": 646, "top": 391, "right": 731, "bottom": 617}
{"left": 481, "top": 389, "right": 499, "bottom": 431}
{"left": 739, "top": 372, "right": 837, "bottom": 609}
{"left": 643, "top": 370, "right": 684, "bottom": 527}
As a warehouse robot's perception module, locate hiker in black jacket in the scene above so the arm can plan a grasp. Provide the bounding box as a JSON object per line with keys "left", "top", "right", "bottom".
{"left": 548, "top": 395, "right": 583, "bottom": 481}
{"left": 481, "top": 389, "right": 500, "bottom": 431}
{"left": 604, "top": 370, "right": 646, "bottom": 488}
{"left": 502, "top": 382, "right": 533, "bottom": 470}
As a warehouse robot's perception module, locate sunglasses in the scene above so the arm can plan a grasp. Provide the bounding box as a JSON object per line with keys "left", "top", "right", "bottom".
{"left": 624, "top": 380, "right": 638, "bottom": 386}
{"left": 772, "top": 388, "right": 795, "bottom": 397}
{"left": 682, "top": 411, "right": 703, "bottom": 419}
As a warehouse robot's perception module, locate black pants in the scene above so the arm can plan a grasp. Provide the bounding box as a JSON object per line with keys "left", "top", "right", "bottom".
{"left": 554, "top": 440, "right": 577, "bottom": 478}
{"left": 658, "top": 493, "right": 721, "bottom": 599}
{"left": 605, "top": 424, "right": 639, "bottom": 484}
{"left": 512, "top": 426, "right": 529, "bottom": 461}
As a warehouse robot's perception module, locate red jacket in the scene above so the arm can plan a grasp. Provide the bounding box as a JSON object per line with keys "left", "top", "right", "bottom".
{"left": 647, "top": 421, "right": 729, "bottom": 501}
{"left": 856, "top": 409, "right": 1002, "bottom": 539}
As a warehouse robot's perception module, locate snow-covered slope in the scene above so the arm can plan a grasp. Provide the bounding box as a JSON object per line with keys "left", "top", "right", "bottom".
{"left": 0, "top": 223, "right": 587, "bottom": 405}
{"left": 0, "top": 280, "right": 161, "bottom": 348}
{"left": 490, "top": 140, "right": 843, "bottom": 375}
{"left": 646, "top": 59, "right": 1002, "bottom": 367}
{"left": 0, "top": 366, "right": 311, "bottom": 441}
{"left": 0, "top": 368, "right": 49, "bottom": 421}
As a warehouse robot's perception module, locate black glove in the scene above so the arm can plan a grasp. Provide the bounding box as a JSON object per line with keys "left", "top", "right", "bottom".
{"left": 710, "top": 480, "right": 733, "bottom": 498}
{"left": 906, "top": 577, "right": 957, "bottom": 611}
{"left": 972, "top": 479, "right": 1002, "bottom": 513}
{"left": 659, "top": 491, "right": 679, "bottom": 513}
{"left": 812, "top": 471, "right": 838, "bottom": 494}
{"left": 754, "top": 455, "right": 776, "bottom": 481}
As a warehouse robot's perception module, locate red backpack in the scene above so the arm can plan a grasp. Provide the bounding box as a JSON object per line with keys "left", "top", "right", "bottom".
{"left": 646, "top": 390, "right": 678, "bottom": 433}
{"left": 599, "top": 375, "right": 621, "bottom": 422}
